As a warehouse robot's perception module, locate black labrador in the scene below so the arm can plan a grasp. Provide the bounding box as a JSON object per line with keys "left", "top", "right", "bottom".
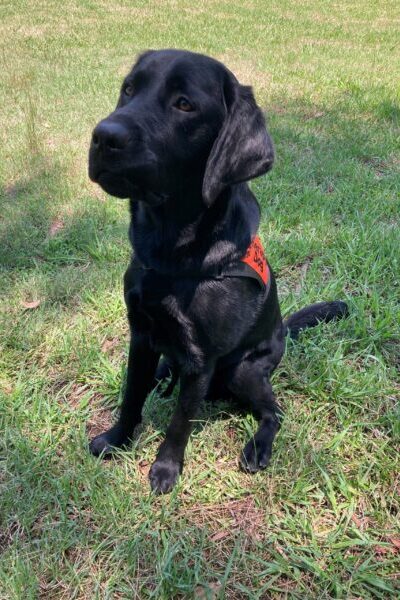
{"left": 88, "top": 49, "right": 347, "bottom": 494}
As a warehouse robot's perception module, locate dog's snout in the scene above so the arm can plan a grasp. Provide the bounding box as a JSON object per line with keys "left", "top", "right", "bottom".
{"left": 92, "top": 120, "right": 130, "bottom": 151}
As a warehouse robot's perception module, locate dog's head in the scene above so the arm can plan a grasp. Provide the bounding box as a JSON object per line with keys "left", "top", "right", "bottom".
{"left": 89, "top": 49, "right": 274, "bottom": 206}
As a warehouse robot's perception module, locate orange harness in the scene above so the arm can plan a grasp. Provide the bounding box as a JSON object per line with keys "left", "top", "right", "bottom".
{"left": 221, "top": 235, "right": 270, "bottom": 290}
{"left": 240, "top": 235, "right": 269, "bottom": 286}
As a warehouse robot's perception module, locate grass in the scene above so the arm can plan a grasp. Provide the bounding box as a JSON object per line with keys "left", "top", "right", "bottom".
{"left": 0, "top": 0, "right": 399, "bottom": 597}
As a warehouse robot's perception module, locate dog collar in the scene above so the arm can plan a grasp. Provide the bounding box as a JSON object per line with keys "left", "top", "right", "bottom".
{"left": 221, "top": 235, "right": 270, "bottom": 289}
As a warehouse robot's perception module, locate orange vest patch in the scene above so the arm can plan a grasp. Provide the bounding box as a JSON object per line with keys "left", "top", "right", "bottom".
{"left": 241, "top": 235, "right": 269, "bottom": 286}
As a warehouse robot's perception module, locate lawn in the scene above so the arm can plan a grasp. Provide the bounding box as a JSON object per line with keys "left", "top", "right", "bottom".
{"left": 0, "top": 1, "right": 399, "bottom": 598}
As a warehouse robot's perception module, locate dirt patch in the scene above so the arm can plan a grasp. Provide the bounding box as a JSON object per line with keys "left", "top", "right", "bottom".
{"left": 186, "top": 496, "right": 265, "bottom": 541}
{"left": 0, "top": 520, "right": 25, "bottom": 554}
{"left": 63, "top": 382, "right": 90, "bottom": 409}
{"left": 301, "top": 109, "right": 326, "bottom": 121}
{"left": 86, "top": 408, "right": 113, "bottom": 438}
{"left": 359, "top": 156, "right": 396, "bottom": 178}
{"left": 101, "top": 336, "right": 121, "bottom": 355}
{"left": 48, "top": 218, "right": 65, "bottom": 237}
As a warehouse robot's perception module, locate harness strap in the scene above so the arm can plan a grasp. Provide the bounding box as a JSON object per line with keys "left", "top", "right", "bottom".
{"left": 133, "top": 235, "right": 270, "bottom": 291}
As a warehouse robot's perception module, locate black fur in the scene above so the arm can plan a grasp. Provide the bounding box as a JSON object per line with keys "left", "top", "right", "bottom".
{"left": 88, "top": 49, "right": 347, "bottom": 493}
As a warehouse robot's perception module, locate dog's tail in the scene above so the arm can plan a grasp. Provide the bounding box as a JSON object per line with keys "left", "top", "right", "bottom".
{"left": 284, "top": 300, "right": 349, "bottom": 340}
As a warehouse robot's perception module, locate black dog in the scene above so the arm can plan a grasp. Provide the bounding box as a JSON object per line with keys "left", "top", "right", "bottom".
{"left": 88, "top": 49, "right": 347, "bottom": 494}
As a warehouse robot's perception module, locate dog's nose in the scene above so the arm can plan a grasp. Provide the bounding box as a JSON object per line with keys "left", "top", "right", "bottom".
{"left": 92, "top": 121, "right": 130, "bottom": 151}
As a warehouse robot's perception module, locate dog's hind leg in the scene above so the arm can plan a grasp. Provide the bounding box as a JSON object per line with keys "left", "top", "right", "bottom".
{"left": 226, "top": 359, "right": 283, "bottom": 473}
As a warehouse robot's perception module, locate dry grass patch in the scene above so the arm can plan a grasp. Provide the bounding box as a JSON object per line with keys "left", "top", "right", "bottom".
{"left": 186, "top": 496, "right": 266, "bottom": 542}
{"left": 217, "top": 53, "right": 272, "bottom": 92}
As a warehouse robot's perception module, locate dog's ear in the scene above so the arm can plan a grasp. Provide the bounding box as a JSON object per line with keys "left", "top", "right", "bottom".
{"left": 202, "top": 81, "right": 274, "bottom": 206}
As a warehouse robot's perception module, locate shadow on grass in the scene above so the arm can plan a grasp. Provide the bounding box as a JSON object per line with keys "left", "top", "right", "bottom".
{"left": 143, "top": 387, "right": 246, "bottom": 436}
{"left": 0, "top": 158, "right": 64, "bottom": 267}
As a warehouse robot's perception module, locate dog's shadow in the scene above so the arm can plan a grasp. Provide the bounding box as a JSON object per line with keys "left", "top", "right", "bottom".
{"left": 139, "top": 378, "right": 246, "bottom": 439}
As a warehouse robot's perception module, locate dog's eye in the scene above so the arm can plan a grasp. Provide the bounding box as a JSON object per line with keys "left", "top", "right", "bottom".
{"left": 175, "top": 97, "right": 193, "bottom": 112}
{"left": 124, "top": 84, "right": 135, "bottom": 96}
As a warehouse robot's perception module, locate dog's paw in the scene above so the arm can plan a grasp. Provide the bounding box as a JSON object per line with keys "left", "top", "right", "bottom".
{"left": 239, "top": 438, "right": 271, "bottom": 473}
{"left": 89, "top": 426, "right": 130, "bottom": 458}
{"left": 149, "top": 459, "right": 181, "bottom": 494}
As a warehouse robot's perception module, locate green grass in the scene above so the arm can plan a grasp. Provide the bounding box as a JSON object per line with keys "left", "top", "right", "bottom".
{"left": 1, "top": 1, "right": 399, "bottom": 598}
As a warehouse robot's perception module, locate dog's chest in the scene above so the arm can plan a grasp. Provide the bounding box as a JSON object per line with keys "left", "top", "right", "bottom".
{"left": 126, "top": 270, "right": 205, "bottom": 370}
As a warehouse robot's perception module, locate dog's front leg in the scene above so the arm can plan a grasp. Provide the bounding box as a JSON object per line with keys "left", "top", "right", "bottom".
{"left": 89, "top": 333, "right": 160, "bottom": 457}
{"left": 149, "top": 367, "right": 213, "bottom": 494}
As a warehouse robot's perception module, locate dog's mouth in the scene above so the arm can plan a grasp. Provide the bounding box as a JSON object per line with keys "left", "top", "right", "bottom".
{"left": 89, "top": 168, "right": 136, "bottom": 199}
{"left": 90, "top": 168, "right": 167, "bottom": 206}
